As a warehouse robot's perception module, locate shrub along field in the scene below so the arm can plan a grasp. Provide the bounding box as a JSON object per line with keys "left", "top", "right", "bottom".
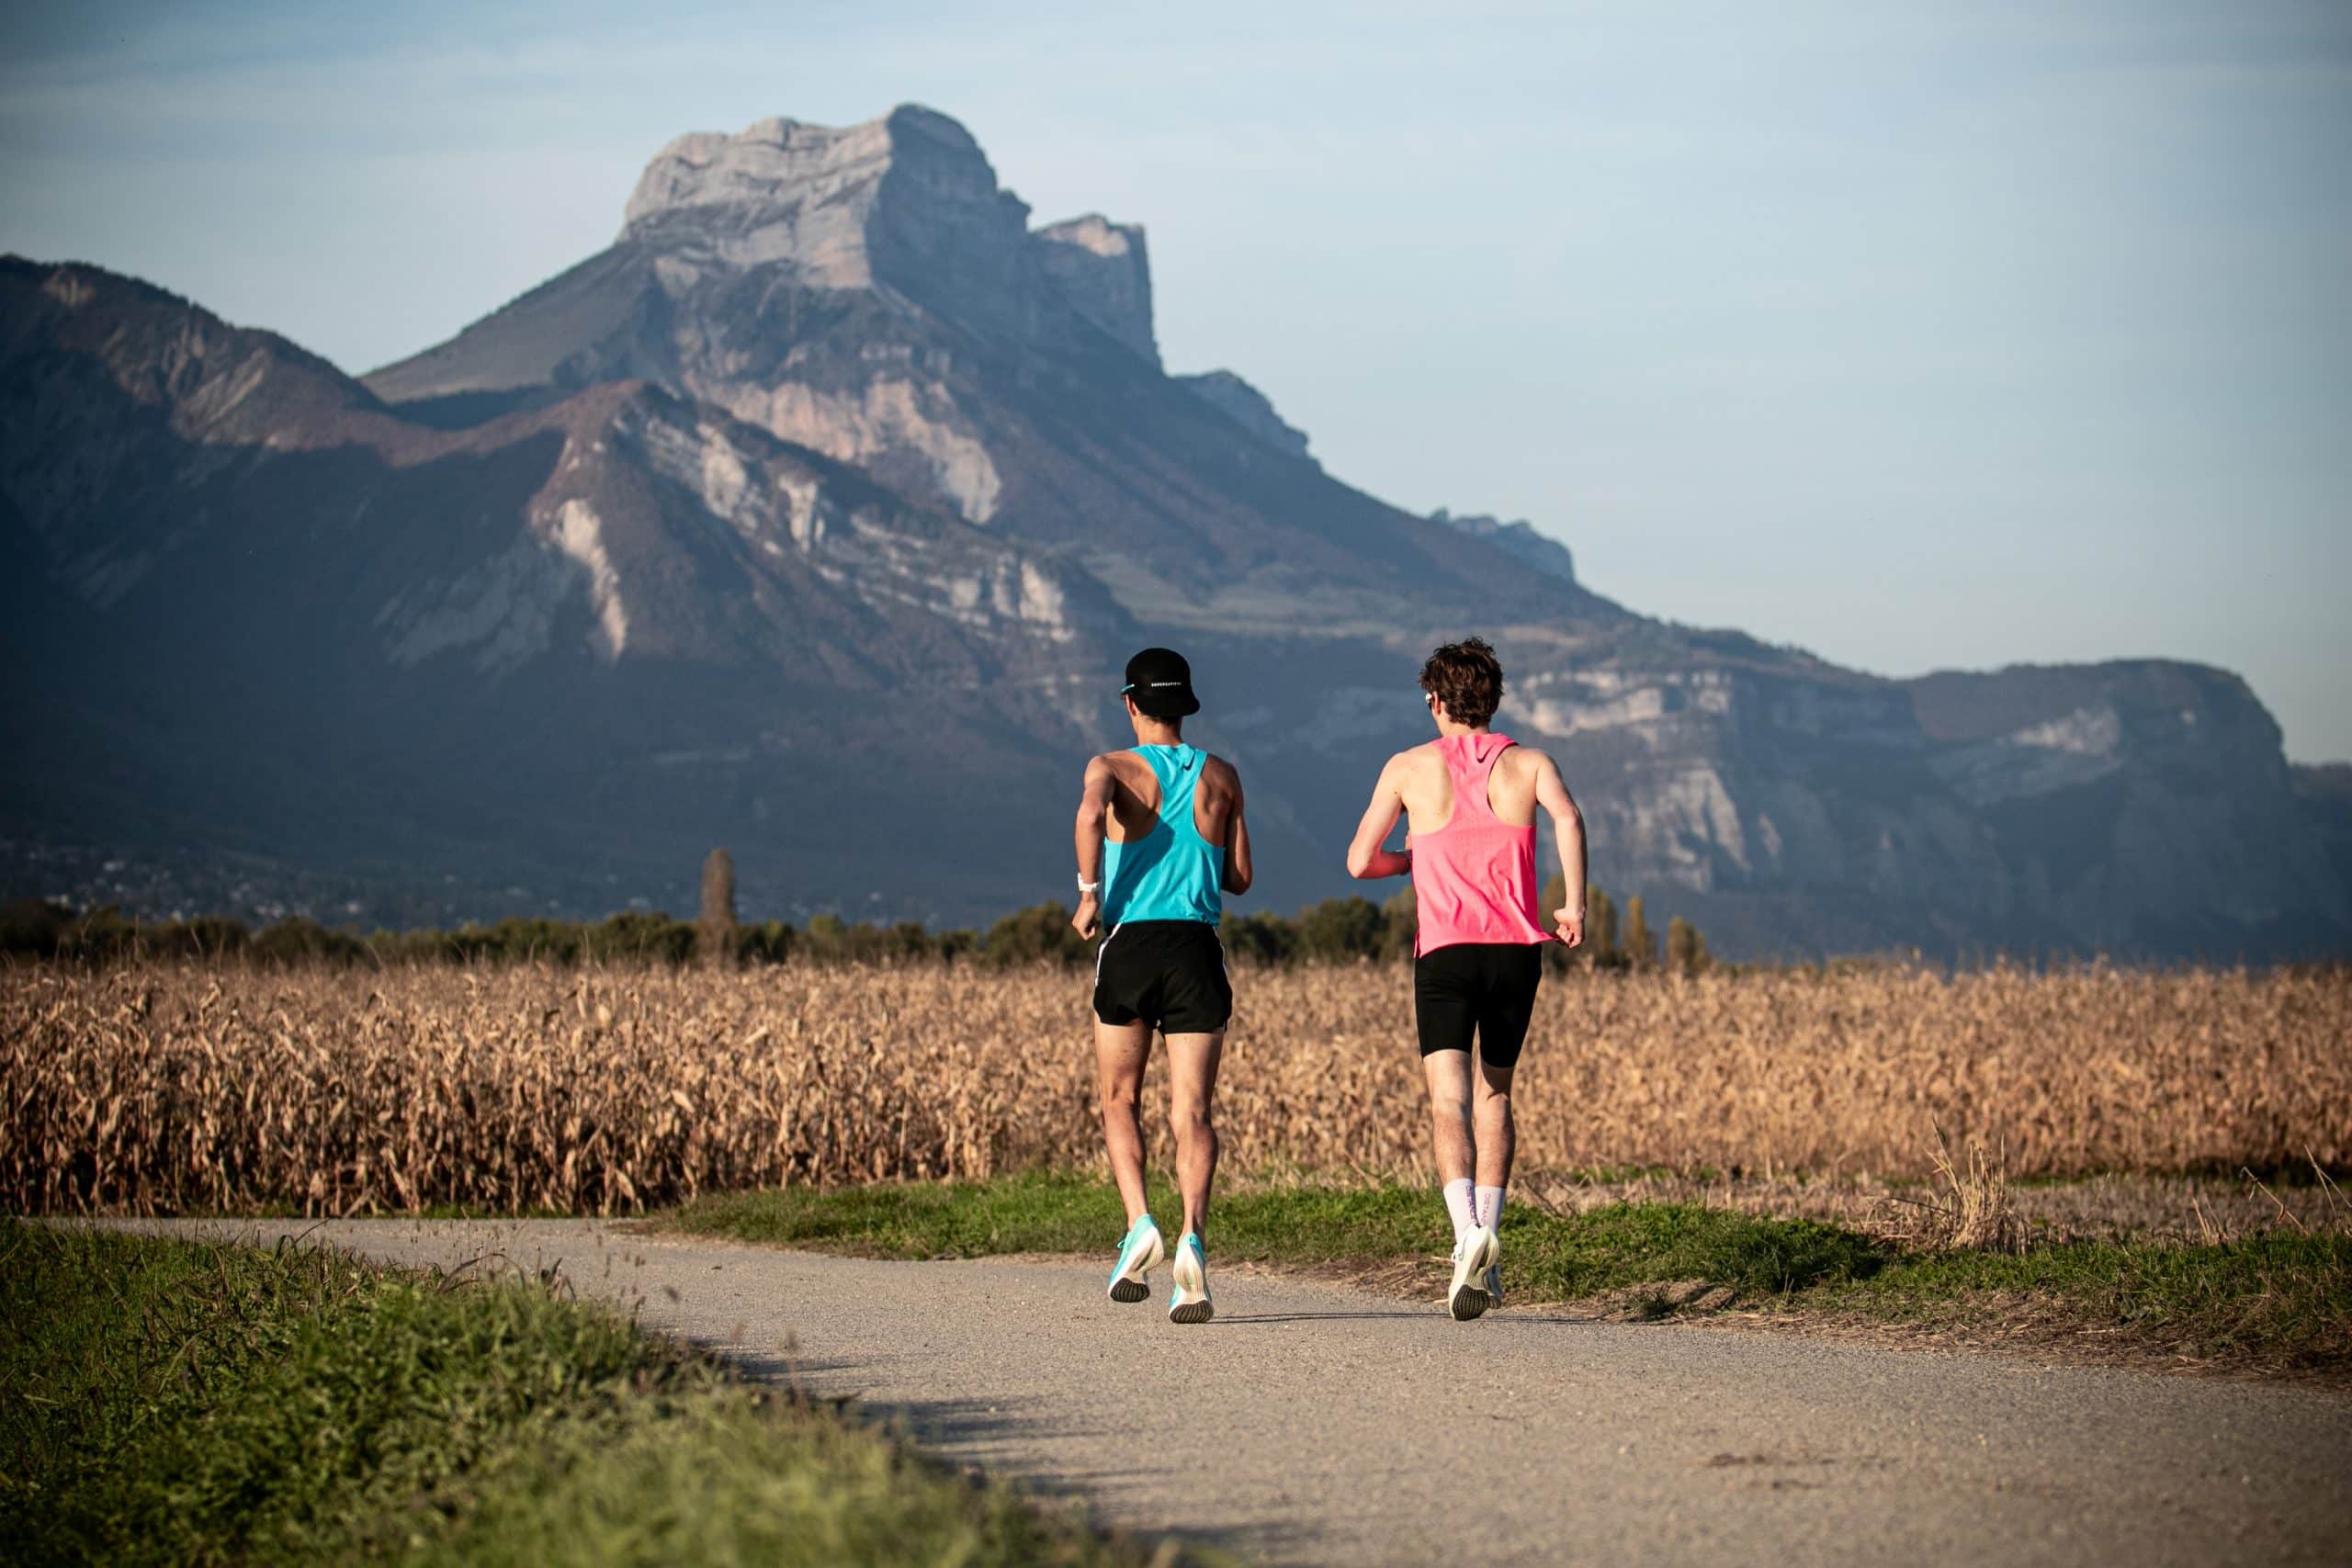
{"left": 0, "top": 880, "right": 1690, "bottom": 972}
{"left": 6, "top": 959, "right": 2345, "bottom": 1217}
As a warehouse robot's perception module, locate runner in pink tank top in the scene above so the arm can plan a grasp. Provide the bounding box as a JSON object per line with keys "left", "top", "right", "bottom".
{"left": 1344, "top": 637, "right": 1588, "bottom": 1320}
{"left": 1409, "top": 732, "right": 1553, "bottom": 954}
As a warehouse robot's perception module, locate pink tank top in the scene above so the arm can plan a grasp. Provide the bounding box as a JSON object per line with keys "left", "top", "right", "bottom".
{"left": 1410, "top": 733, "right": 1553, "bottom": 956}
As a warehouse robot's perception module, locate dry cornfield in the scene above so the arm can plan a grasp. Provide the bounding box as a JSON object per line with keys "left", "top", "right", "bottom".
{"left": 4, "top": 960, "right": 2346, "bottom": 1216}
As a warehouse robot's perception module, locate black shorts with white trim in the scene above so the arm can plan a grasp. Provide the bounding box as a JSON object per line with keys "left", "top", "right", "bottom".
{"left": 1092, "top": 919, "right": 1232, "bottom": 1034}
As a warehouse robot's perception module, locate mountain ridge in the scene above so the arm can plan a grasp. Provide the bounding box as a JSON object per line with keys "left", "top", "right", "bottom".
{"left": 5, "top": 103, "right": 2345, "bottom": 958}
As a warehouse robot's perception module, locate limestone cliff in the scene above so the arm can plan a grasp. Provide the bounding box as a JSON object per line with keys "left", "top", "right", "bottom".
{"left": 1032, "top": 215, "right": 1156, "bottom": 364}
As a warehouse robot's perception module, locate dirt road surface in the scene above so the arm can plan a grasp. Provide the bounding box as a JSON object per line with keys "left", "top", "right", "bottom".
{"left": 102, "top": 1219, "right": 2352, "bottom": 1567}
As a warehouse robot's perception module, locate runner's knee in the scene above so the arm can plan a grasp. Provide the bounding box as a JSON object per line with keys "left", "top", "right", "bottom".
{"left": 1168, "top": 1099, "right": 1213, "bottom": 1137}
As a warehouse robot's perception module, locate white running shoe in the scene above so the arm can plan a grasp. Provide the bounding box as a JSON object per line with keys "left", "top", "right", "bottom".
{"left": 1484, "top": 1258, "right": 1504, "bottom": 1311}
{"left": 1449, "top": 1224, "right": 1498, "bottom": 1320}
{"left": 1107, "top": 1215, "right": 1165, "bottom": 1303}
{"left": 1168, "top": 1232, "right": 1214, "bottom": 1324}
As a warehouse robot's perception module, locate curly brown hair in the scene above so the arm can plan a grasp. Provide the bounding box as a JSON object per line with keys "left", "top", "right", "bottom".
{"left": 1419, "top": 637, "right": 1504, "bottom": 728}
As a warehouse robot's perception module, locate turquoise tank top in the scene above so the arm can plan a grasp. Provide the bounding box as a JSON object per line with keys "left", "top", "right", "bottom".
{"left": 1102, "top": 744, "right": 1225, "bottom": 926}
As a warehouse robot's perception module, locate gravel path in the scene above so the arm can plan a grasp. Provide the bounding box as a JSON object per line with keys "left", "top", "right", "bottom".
{"left": 100, "top": 1218, "right": 2352, "bottom": 1567}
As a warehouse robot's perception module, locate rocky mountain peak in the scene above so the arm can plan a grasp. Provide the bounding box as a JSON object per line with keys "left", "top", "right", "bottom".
{"left": 1032, "top": 214, "right": 1156, "bottom": 364}
{"left": 621, "top": 107, "right": 987, "bottom": 220}
{"left": 616, "top": 105, "right": 1043, "bottom": 342}
{"left": 625, "top": 113, "right": 878, "bottom": 277}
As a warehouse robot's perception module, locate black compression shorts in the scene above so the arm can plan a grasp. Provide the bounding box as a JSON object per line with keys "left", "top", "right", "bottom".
{"left": 1093, "top": 919, "right": 1232, "bottom": 1034}
{"left": 1414, "top": 942, "right": 1544, "bottom": 1069}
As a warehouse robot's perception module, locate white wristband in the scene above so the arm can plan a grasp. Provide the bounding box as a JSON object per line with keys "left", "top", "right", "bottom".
{"left": 1077, "top": 877, "right": 1101, "bottom": 895}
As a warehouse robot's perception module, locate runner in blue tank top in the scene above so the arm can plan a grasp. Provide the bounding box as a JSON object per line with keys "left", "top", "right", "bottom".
{"left": 1071, "top": 648, "right": 1254, "bottom": 1324}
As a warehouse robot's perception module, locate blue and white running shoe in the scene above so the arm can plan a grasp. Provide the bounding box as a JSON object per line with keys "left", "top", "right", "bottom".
{"left": 1167, "top": 1232, "right": 1213, "bottom": 1324}
{"left": 1107, "top": 1214, "right": 1165, "bottom": 1303}
{"left": 1484, "top": 1258, "right": 1504, "bottom": 1311}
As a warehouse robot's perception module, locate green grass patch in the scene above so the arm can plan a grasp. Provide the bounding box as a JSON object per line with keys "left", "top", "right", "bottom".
{"left": 0, "top": 1221, "right": 1203, "bottom": 1566}
{"left": 675, "top": 1172, "right": 1887, "bottom": 1302}
{"left": 673, "top": 1175, "right": 2350, "bottom": 1377}
{"left": 1825, "top": 1232, "right": 2352, "bottom": 1374}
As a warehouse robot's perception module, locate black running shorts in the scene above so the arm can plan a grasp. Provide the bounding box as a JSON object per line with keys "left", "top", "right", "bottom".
{"left": 1413, "top": 942, "right": 1544, "bottom": 1068}
{"left": 1093, "top": 919, "right": 1233, "bottom": 1034}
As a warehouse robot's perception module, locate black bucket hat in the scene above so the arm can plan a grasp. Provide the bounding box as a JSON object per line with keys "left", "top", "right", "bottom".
{"left": 1122, "top": 647, "right": 1201, "bottom": 718}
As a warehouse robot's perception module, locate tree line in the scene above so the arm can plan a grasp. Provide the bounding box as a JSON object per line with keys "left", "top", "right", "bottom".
{"left": 0, "top": 851, "right": 1713, "bottom": 974}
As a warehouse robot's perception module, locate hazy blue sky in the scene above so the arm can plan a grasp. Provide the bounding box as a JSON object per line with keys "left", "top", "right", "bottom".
{"left": 6, "top": 1, "right": 2347, "bottom": 760}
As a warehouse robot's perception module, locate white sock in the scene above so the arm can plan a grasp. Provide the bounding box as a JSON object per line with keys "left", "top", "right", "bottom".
{"left": 1442, "top": 1179, "right": 1478, "bottom": 1243}
{"left": 1476, "top": 1184, "right": 1506, "bottom": 1233}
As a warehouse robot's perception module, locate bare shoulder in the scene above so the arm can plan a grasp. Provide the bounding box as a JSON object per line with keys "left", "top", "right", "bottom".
{"left": 1389, "top": 741, "right": 1443, "bottom": 779}
{"left": 1087, "top": 749, "right": 1144, "bottom": 786}
{"left": 1202, "top": 752, "right": 1243, "bottom": 790}
{"left": 1501, "top": 739, "right": 1557, "bottom": 773}
{"left": 1374, "top": 745, "right": 1442, "bottom": 803}
{"left": 1505, "top": 743, "right": 1575, "bottom": 799}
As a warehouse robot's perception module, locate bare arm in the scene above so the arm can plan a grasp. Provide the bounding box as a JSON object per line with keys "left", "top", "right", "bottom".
{"left": 1533, "top": 750, "right": 1587, "bottom": 946}
{"left": 1345, "top": 757, "right": 1413, "bottom": 880}
{"left": 1219, "top": 763, "right": 1254, "bottom": 896}
{"left": 1071, "top": 754, "right": 1117, "bottom": 939}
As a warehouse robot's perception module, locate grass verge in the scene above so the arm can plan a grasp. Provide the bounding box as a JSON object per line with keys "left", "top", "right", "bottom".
{"left": 1818, "top": 1233, "right": 2352, "bottom": 1373}
{"left": 672, "top": 1171, "right": 1885, "bottom": 1302}
{"left": 673, "top": 1173, "right": 2351, "bottom": 1380}
{"left": 0, "top": 1220, "right": 1206, "bottom": 1566}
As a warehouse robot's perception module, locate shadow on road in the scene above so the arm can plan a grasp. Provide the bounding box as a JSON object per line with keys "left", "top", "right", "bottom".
{"left": 843, "top": 1391, "right": 1292, "bottom": 1562}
